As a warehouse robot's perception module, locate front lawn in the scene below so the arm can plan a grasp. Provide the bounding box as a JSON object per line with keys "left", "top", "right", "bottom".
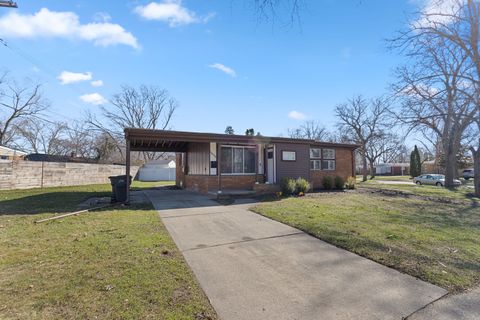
{"left": 252, "top": 191, "right": 480, "bottom": 292}
{"left": 358, "top": 179, "right": 476, "bottom": 201}
{"left": 0, "top": 185, "right": 216, "bottom": 320}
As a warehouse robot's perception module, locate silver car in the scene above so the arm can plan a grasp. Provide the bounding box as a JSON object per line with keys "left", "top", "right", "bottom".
{"left": 463, "top": 169, "right": 474, "bottom": 180}
{"left": 413, "top": 174, "right": 462, "bottom": 187}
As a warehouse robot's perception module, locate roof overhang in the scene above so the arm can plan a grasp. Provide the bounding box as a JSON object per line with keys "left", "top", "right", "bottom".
{"left": 125, "top": 128, "right": 360, "bottom": 152}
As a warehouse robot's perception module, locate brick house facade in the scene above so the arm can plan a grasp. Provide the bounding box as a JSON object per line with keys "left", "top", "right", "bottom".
{"left": 125, "top": 128, "right": 358, "bottom": 197}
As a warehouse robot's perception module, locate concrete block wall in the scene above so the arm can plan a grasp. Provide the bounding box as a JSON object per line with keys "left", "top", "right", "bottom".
{"left": 0, "top": 160, "right": 138, "bottom": 190}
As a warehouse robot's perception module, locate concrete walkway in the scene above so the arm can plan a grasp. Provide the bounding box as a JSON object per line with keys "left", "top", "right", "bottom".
{"left": 407, "top": 287, "right": 480, "bottom": 320}
{"left": 375, "top": 180, "right": 414, "bottom": 185}
{"left": 145, "top": 189, "right": 447, "bottom": 320}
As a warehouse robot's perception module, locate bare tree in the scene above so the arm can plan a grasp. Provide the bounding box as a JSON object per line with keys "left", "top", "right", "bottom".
{"left": 335, "top": 95, "right": 391, "bottom": 181}
{"left": 16, "top": 119, "right": 67, "bottom": 154}
{"left": 63, "top": 121, "right": 98, "bottom": 158}
{"left": 0, "top": 73, "right": 49, "bottom": 146}
{"left": 87, "top": 84, "right": 178, "bottom": 162}
{"left": 365, "top": 133, "right": 403, "bottom": 176}
{"left": 288, "top": 120, "right": 329, "bottom": 140}
{"left": 251, "top": 0, "right": 303, "bottom": 25}
{"left": 391, "top": 0, "right": 479, "bottom": 188}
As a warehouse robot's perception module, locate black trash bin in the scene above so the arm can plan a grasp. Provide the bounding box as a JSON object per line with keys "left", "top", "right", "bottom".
{"left": 108, "top": 175, "right": 132, "bottom": 203}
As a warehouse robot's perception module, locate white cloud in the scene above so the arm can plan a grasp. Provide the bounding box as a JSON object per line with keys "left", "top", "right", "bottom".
{"left": 134, "top": 0, "right": 214, "bottom": 27}
{"left": 288, "top": 110, "right": 307, "bottom": 121}
{"left": 209, "top": 63, "right": 236, "bottom": 77}
{"left": 91, "top": 80, "right": 104, "bottom": 87}
{"left": 80, "top": 93, "right": 107, "bottom": 105}
{"left": 58, "top": 71, "right": 92, "bottom": 85}
{"left": 93, "top": 12, "right": 111, "bottom": 23}
{"left": 414, "top": 0, "right": 466, "bottom": 27}
{"left": 0, "top": 8, "right": 139, "bottom": 49}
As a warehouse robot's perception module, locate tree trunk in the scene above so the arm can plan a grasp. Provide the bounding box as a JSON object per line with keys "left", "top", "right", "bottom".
{"left": 362, "top": 155, "right": 368, "bottom": 182}
{"left": 369, "top": 160, "right": 376, "bottom": 179}
{"left": 471, "top": 146, "right": 480, "bottom": 198}
{"left": 443, "top": 143, "right": 457, "bottom": 188}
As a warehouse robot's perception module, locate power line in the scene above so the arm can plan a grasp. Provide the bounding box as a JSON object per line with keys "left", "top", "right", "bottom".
{"left": 0, "top": 37, "right": 104, "bottom": 124}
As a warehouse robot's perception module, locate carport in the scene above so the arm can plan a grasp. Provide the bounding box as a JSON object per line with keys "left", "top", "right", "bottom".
{"left": 124, "top": 128, "right": 270, "bottom": 203}
{"left": 124, "top": 128, "right": 189, "bottom": 203}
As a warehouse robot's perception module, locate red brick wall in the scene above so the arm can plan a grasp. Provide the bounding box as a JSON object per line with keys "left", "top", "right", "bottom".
{"left": 310, "top": 148, "right": 354, "bottom": 189}
{"left": 177, "top": 146, "right": 355, "bottom": 193}
{"left": 182, "top": 174, "right": 265, "bottom": 194}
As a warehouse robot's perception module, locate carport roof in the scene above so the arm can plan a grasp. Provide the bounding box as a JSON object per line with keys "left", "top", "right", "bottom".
{"left": 125, "top": 128, "right": 359, "bottom": 152}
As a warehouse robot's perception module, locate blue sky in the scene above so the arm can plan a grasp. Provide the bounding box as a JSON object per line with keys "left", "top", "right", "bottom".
{"left": 0, "top": 0, "right": 423, "bottom": 137}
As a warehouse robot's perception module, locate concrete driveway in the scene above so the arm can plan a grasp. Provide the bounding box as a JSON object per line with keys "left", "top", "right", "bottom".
{"left": 145, "top": 189, "right": 447, "bottom": 320}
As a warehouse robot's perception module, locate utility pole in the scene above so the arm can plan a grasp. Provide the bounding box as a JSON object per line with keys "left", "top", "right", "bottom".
{"left": 0, "top": 1, "right": 17, "bottom": 8}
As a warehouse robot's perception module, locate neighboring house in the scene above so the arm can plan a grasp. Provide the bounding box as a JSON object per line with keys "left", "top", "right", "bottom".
{"left": 375, "top": 163, "right": 410, "bottom": 176}
{"left": 125, "top": 129, "right": 358, "bottom": 195}
{"left": 137, "top": 159, "right": 176, "bottom": 181}
{"left": 0, "top": 146, "right": 27, "bottom": 160}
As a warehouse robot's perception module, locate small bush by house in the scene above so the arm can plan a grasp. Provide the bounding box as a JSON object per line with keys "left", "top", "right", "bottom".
{"left": 346, "top": 176, "right": 356, "bottom": 189}
{"left": 281, "top": 177, "right": 297, "bottom": 195}
{"left": 281, "top": 177, "right": 311, "bottom": 196}
{"left": 335, "top": 176, "right": 345, "bottom": 190}
{"left": 322, "top": 176, "right": 334, "bottom": 190}
{"left": 295, "top": 177, "right": 311, "bottom": 194}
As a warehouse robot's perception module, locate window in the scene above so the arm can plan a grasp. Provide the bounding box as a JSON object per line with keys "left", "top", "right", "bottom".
{"left": 282, "top": 151, "right": 296, "bottom": 161}
{"left": 310, "top": 148, "right": 321, "bottom": 158}
{"left": 310, "top": 160, "right": 321, "bottom": 170}
{"left": 322, "top": 160, "right": 335, "bottom": 170}
{"left": 310, "top": 147, "right": 336, "bottom": 171}
{"left": 323, "top": 149, "right": 335, "bottom": 160}
{"left": 220, "top": 146, "right": 256, "bottom": 174}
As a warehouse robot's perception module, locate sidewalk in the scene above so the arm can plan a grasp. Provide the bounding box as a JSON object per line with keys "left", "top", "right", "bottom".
{"left": 145, "top": 189, "right": 447, "bottom": 320}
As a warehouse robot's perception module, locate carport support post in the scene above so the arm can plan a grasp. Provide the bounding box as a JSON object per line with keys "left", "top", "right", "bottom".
{"left": 125, "top": 139, "right": 131, "bottom": 204}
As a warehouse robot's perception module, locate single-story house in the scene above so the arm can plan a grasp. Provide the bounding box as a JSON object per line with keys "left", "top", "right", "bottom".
{"left": 375, "top": 163, "right": 410, "bottom": 176}
{"left": 137, "top": 159, "right": 176, "bottom": 181}
{"left": 0, "top": 146, "right": 27, "bottom": 160}
{"left": 124, "top": 128, "right": 358, "bottom": 200}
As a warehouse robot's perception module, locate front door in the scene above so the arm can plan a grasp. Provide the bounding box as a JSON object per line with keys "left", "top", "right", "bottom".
{"left": 267, "top": 147, "right": 275, "bottom": 184}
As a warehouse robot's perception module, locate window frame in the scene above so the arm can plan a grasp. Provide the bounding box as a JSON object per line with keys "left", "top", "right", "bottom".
{"left": 220, "top": 145, "right": 257, "bottom": 175}
{"left": 310, "top": 148, "right": 321, "bottom": 159}
{"left": 322, "top": 160, "right": 336, "bottom": 171}
{"left": 322, "top": 148, "right": 336, "bottom": 160}
{"left": 310, "top": 147, "right": 336, "bottom": 171}
{"left": 281, "top": 150, "right": 297, "bottom": 162}
{"left": 310, "top": 159, "right": 321, "bottom": 170}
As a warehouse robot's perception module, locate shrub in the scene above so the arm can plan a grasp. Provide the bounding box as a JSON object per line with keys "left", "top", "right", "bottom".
{"left": 322, "top": 176, "right": 333, "bottom": 190}
{"left": 280, "top": 177, "right": 297, "bottom": 195}
{"left": 295, "top": 177, "right": 311, "bottom": 194}
{"left": 334, "top": 176, "right": 345, "bottom": 190}
{"left": 345, "top": 176, "right": 356, "bottom": 189}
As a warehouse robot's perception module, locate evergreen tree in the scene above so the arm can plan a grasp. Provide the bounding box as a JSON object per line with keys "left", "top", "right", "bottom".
{"left": 410, "top": 145, "right": 422, "bottom": 177}
{"left": 224, "top": 126, "right": 235, "bottom": 135}
{"left": 245, "top": 128, "right": 255, "bottom": 136}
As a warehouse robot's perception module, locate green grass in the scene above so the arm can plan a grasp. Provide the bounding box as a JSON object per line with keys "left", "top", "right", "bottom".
{"left": 131, "top": 180, "right": 175, "bottom": 190}
{"left": 358, "top": 179, "right": 475, "bottom": 201}
{"left": 368, "top": 175, "right": 413, "bottom": 182}
{"left": 0, "top": 185, "right": 216, "bottom": 320}
{"left": 252, "top": 192, "right": 480, "bottom": 292}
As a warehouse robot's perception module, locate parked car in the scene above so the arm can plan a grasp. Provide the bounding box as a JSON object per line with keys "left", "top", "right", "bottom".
{"left": 413, "top": 174, "right": 462, "bottom": 187}
{"left": 462, "top": 169, "right": 474, "bottom": 180}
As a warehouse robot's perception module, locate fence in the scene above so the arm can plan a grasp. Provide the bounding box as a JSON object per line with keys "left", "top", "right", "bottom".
{"left": 0, "top": 160, "right": 139, "bottom": 190}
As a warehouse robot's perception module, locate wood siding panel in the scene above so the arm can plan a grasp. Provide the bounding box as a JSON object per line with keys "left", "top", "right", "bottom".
{"left": 275, "top": 143, "right": 310, "bottom": 181}
{"left": 187, "top": 143, "right": 210, "bottom": 175}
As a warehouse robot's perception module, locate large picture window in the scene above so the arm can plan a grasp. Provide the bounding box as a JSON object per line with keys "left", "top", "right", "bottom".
{"left": 310, "top": 147, "right": 336, "bottom": 171}
{"left": 220, "top": 146, "right": 256, "bottom": 175}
